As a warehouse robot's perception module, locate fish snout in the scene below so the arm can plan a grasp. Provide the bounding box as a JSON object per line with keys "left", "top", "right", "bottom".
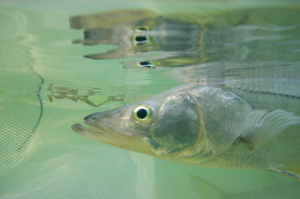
{"left": 84, "top": 113, "right": 98, "bottom": 124}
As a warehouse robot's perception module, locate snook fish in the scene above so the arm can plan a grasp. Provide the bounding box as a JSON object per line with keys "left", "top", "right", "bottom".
{"left": 72, "top": 83, "right": 300, "bottom": 181}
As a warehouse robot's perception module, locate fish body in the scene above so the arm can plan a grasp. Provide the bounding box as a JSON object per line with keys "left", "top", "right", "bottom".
{"left": 70, "top": 1, "right": 300, "bottom": 181}
{"left": 72, "top": 83, "right": 300, "bottom": 180}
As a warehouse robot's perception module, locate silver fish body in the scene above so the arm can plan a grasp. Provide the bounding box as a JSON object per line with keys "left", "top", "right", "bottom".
{"left": 72, "top": 82, "right": 300, "bottom": 180}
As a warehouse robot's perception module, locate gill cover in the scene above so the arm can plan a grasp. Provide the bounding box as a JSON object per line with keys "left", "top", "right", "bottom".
{"left": 144, "top": 93, "right": 199, "bottom": 155}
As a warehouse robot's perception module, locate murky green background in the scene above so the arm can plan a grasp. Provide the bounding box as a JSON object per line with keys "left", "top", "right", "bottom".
{"left": 0, "top": 0, "right": 299, "bottom": 198}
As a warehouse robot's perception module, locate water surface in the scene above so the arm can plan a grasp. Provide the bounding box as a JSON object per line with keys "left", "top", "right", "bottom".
{"left": 0, "top": 0, "right": 299, "bottom": 198}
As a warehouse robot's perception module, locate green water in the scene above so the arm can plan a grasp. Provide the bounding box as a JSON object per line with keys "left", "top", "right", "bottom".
{"left": 1, "top": 0, "right": 300, "bottom": 198}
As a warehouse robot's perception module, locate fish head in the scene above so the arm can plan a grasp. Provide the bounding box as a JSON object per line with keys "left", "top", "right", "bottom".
{"left": 72, "top": 9, "right": 204, "bottom": 60}
{"left": 72, "top": 85, "right": 202, "bottom": 159}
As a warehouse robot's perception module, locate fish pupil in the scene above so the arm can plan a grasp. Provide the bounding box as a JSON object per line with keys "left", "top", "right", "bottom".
{"left": 139, "top": 61, "right": 153, "bottom": 68}
{"left": 137, "top": 108, "right": 148, "bottom": 119}
{"left": 135, "top": 36, "right": 147, "bottom": 42}
{"left": 137, "top": 27, "right": 147, "bottom": 31}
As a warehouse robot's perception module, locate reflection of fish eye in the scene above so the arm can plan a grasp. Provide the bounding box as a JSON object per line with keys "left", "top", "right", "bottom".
{"left": 137, "top": 27, "right": 148, "bottom": 31}
{"left": 135, "top": 36, "right": 147, "bottom": 45}
{"left": 138, "top": 61, "right": 155, "bottom": 69}
{"left": 133, "top": 105, "right": 153, "bottom": 123}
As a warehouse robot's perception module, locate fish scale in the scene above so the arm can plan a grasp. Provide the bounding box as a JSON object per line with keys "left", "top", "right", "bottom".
{"left": 226, "top": 79, "right": 300, "bottom": 114}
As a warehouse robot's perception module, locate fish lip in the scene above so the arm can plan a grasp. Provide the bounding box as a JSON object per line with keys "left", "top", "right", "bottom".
{"left": 84, "top": 120, "right": 137, "bottom": 139}
{"left": 84, "top": 120, "right": 118, "bottom": 138}
{"left": 84, "top": 120, "right": 107, "bottom": 133}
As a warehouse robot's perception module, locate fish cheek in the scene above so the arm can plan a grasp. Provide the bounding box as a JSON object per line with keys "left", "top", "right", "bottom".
{"left": 146, "top": 93, "right": 199, "bottom": 155}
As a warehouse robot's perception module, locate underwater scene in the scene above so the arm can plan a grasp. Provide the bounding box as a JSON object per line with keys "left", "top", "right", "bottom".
{"left": 1, "top": 0, "right": 300, "bottom": 198}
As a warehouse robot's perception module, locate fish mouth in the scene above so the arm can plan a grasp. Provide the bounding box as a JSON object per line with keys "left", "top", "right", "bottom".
{"left": 84, "top": 120, "right": 107, "bottom": 132}
{"left": 71, "top": 120, "right": 115, "bottom": 138}
{"left": 71, "top": 122, "right": 156, "bottom": 156}
{"left": 71, "top": 122, "right": 120, "bottom": 146}
{"left": 71, "top": 113, "right": 155, "bottom": 155}
{"left": 71, "top": 123, "right": 88, "bottom": 134}
{"left": 83, "top": 120, "right": 120, "bottom": 139}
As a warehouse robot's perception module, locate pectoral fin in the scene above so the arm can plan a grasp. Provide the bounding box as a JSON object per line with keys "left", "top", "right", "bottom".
{"left": 242, "top": 110, "right": 300, "bottom": 150}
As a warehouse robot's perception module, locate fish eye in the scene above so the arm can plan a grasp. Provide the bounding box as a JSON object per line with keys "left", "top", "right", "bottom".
{"left": 133, "top": 105, "right": 153, "bottom": 123}
{"left": 138, "top": 61, "right": 156, "bottom": 69}
{"left": 135, "top": 35, "right": 148, "bottom": 45}
{"left": 132, "top": 27, "right": 151, "bottom": 46}
{"left": 136, "top": 27, "right": 148, "bottom": 32}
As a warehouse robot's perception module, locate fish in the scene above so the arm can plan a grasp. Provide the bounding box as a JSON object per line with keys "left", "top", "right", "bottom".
{"left": 72, "top": 82, "right": 300, "bottom": 181}
{"left": 189, "top": 173, "right": 300, "bottom": 199}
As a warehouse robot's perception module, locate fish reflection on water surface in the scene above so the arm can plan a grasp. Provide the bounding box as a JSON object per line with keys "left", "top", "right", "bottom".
{"left": 71, "top": 7, "right": 300, "bottom": 182}
{"left": 70, "top": 7, "right": 300, "bottom": 69}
